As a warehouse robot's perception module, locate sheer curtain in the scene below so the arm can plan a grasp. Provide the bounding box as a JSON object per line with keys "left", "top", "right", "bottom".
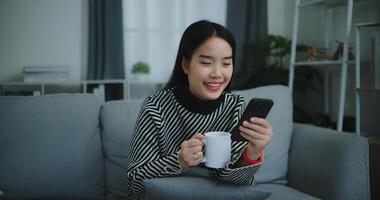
{"left": 122, "top": 0, "right": 227, "bottom": 83}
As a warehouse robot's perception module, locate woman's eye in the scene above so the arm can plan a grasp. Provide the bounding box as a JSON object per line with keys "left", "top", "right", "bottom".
{"left": 223, "top": 63, "right": 231, "bottom": 66}
{"left": 201, "top": 62, "right": 211, "bottom": 65}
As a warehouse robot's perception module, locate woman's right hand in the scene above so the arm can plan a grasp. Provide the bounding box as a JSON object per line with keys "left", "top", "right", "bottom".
{"left": 179, "top": 133, "right": 205, "bottom": 169}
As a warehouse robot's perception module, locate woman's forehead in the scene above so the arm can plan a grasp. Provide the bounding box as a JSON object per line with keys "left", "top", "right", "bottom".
{"left": 193, "top": 37, "right": 232, "bottom": 58}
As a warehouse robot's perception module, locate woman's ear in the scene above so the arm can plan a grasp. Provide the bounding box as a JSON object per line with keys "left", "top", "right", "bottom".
{"left": 181, "top": 57, "right": 190, "bottom": 74}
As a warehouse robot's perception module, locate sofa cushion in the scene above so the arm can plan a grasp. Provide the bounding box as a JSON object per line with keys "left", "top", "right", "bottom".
{"left": 144, "top": 176, "right": 271, "bottom": 200}
{"left": 233, "top": 85, "right": 293, "bottom": 184}
{"left": 256, "top": 183, "right": 320, "bottom": 200}
{"left": 0, "top": 94, "right": 104, "bottom": 199}
{"left": 100, "top": 99, "right": 143, "bottom": 199}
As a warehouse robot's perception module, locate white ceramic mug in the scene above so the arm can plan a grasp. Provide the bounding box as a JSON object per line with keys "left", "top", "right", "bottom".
{"left": 202, "top": 131, "right": 231, "bottom": 168}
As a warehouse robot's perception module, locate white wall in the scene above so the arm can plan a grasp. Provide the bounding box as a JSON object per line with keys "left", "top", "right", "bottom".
{"left": 0, "top": 0, "right": 88, "bottom": 82}
{"left": 267, "top": 0, "right": 294, "bottom": 38}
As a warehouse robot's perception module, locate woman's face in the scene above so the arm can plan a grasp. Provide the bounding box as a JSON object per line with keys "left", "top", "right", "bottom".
{"left": 182, "top": 37, "right": 233, "bottom": 101}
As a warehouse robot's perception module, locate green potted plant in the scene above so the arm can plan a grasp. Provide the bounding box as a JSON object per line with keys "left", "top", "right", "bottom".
{"left": 131, "top": 61, "right": 150, "bottom": 81}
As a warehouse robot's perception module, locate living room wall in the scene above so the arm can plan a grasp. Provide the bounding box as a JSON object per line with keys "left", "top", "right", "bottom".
{"left": 0, "top": 0, "right": 88, "bottom": 82}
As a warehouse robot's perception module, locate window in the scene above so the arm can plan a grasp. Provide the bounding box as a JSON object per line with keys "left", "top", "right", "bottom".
{"left": 122, "top": 0, "right": 227, "bottom": 83}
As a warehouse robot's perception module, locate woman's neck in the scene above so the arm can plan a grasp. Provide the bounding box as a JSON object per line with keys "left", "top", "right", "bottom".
{"left": 173, "top": 84, "right": 225, "bottom": 114}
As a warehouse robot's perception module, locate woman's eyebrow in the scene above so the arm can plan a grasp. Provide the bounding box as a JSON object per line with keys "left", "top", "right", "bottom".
{"left": 199, "top": 55, "right": 232, "bottom": 60}
{"left": 199, "top": 54, "right": 213, "bottom": 59}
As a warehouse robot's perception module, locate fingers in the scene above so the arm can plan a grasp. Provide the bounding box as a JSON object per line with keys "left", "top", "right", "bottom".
{"left": 239, "top": 118, "right": 273, "bottom": 152}
{"left": 242, "top": 121, "right": 267, "bottom": 135}
{"left": 192, "top": 151, "right": 204, "bottom": 162}
{"left": 239, "top": 130, "right": 254, "bottom": 141}
{"left": 180, "top": 133, "right": 205, "bottom": 168}
{"left": 180, "top": 148, "right": 204, "bottom": 167}
{"left": 185, "top": 139, "right": 203, "bottom": 147}
{"left": 188, "top": 145, "right": 202, "bottom": 153}
{"left": 239, "top": 125, "right": 267, "bottom": 140}
{"left": 192, "top": 133, "right": 206, "bottom": 140}
{"left": 250, "top": 117, "right": 272, "bottom": 129}
{"left": 239, "top": 118, "right": 272, "bottom": 136}
{"left": 186, "top": 133, "right": 205, "bottom": 147}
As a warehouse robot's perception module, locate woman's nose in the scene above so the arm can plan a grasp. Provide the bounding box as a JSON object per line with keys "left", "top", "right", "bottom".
{"left": 210, "top": 65, "right": 222, "bottom": 77}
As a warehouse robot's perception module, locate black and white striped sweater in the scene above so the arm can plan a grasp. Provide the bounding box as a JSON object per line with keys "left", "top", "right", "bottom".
{"left": 126, "top": 85, "right": 262, "bottom": 199}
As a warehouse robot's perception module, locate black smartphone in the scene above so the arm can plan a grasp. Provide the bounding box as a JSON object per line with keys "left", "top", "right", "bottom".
{"left": 231, "top": 98, "right": 274, "bottom": 141}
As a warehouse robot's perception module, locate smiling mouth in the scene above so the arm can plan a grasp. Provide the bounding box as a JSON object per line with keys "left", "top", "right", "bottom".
{"left": 204, "top": 82, "right": 223, "bottom": 90}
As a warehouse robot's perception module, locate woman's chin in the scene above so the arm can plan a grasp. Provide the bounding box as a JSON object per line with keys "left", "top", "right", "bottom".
{"left": 197, "top": 83, "right": 226, "bottom": 100}
{"left": 201, "top": 90, "right": 223, "bottom": 101}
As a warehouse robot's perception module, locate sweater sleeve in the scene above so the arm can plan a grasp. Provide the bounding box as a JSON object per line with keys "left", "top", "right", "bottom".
{"left": 126, "top": 98, "right": 183, "bottom": 194}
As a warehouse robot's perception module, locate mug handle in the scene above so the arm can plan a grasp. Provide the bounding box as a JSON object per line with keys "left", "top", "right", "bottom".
{"left": 201, "top": 139, "right": 206, "bottom": 163}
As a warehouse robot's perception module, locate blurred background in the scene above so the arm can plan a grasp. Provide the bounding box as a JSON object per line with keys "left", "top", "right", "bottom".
{"left": 0, "top": 0, "right": 379, "bottom": 135}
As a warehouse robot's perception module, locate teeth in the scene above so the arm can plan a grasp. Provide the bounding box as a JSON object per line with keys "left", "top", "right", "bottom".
{"left": 206, "top": 82, "right": 221, "bottom": 87}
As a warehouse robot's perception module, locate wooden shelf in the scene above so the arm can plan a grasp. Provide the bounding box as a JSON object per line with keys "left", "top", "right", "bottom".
{"left": 0, "top": 81, "right": 82, "bottom": 86}
{"left": 356, "top": 88, "right": 380, "bottom": 91}
{"left": 299, "top": 0, "right": 370, "bottom": 8}
{"left": 0, "top": 79, "right": 165, "bottom": 100}
{"left": 293, "top": 60, "right": 356, "bottom": 66}
{"left": 356, "top": 21, "right": 380, "bottom": 27}
{"left": 299, "top": 0, "right": 347, "bottom": 8}
{"left": 85, "top": 79, "right": 125, "bottom": 84}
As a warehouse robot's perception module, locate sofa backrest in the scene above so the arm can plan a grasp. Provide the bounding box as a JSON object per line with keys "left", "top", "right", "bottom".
{"left": 0, "top": 94, "right": 104, "bottom": 199}
{"left": 233, "top": 85, "right": 293, "bottom": 184}
{"left": 100, "top": 85, "right": 293, "bottom": 198}
{"left": 100, "top": 99, "right": 143, "bottom": 199}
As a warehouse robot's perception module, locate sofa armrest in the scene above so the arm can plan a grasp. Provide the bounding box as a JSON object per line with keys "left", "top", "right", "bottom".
{"left": 287, "top": 123, "right": 370, "bottom": 200}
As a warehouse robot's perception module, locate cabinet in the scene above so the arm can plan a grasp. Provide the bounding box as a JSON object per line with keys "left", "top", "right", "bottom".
{"left": 288, "top": 0, "right": 354, "bottom": 131}
{"left": 0, "top": 80, "right": 126, "bottom": 102}
{"left": 126, "top": 79, "right": 165, "bottom": 100}
{"left": 0, "top": 82, "right": 83, "bottom": 96}
{"left": 84, "top": 80, "right": 126, "bottom": 102}
{"left": 0, "top": 79, "right": 165, "bottom": 101}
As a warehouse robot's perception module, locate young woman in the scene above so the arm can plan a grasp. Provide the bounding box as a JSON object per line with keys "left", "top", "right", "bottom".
{"left": 126, "top": 20, "right": 272, "bottom": 199}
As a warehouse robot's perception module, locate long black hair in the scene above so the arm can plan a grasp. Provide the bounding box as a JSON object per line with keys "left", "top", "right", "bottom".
{"left": 164, "top": 20, "right": 236, "bottom": 90}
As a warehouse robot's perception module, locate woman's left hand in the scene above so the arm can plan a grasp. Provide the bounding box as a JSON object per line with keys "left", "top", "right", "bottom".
{"left": 239, "top": 117, "right": 272, "bottom": 160}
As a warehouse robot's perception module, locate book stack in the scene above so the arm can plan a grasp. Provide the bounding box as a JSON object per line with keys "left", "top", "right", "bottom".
{"left": 23, "top": 66, "right": 69, "bottom": 83}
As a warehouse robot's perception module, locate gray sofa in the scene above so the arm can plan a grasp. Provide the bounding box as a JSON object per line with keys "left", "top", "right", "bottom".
{"left": 0, "top": 85, "right": 371, "bottom": 200}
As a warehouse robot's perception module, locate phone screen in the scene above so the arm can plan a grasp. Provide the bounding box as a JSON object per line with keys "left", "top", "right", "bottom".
{"left": 231, "top": 98, "right": 273, "bottom": 141}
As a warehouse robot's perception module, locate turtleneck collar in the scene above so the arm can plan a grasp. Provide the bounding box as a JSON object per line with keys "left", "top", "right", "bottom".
{"left": 173, "top": 84, "right": 225, "bottom": 114}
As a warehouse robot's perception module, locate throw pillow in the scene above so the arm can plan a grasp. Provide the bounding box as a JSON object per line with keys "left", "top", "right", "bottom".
{"left": 0, "top": 94, "right": 104, "bottom": 199}
{"left": 144, "top": 176, "right": 271, "bottom": 200}
{"left": 100, "top": 99, "right": 144, "bottom": 199}
{"left": 233, "top": 85, "right": 293, "bottom": 184}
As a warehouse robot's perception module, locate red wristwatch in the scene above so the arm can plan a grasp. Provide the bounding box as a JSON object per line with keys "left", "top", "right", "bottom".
{"left": 243, "top": 146, "right": 263, "bottom": 165}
